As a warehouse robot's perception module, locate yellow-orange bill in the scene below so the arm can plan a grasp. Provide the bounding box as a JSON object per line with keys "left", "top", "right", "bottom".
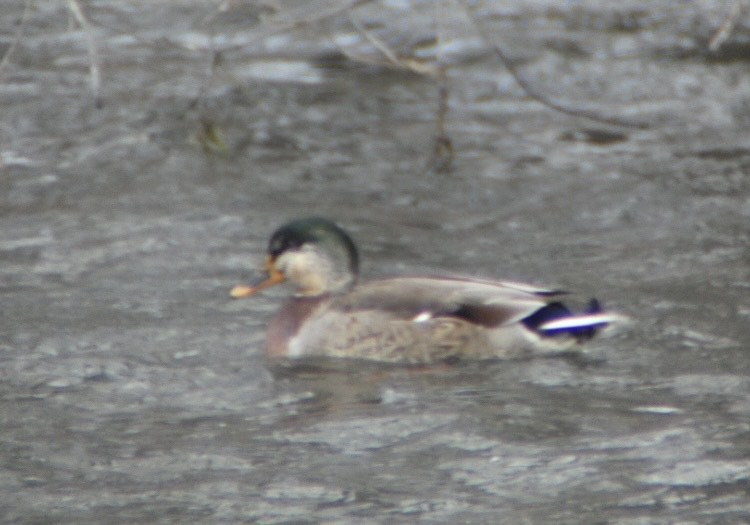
{"left": 230, "top": 258, "right": 286, "bottom": 299}
{"left": 230, "top": 285, "right": 257, "bottom": 298}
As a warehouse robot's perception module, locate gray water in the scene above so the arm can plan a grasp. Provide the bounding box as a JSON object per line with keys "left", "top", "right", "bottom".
{"left": 1, "top": 1, "right": 749, "bottom": 523}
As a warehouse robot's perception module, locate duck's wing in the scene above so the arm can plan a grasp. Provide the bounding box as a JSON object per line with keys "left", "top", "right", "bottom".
{"left": 332, "top": 276, "right": 562, "bottom": 328}
{"left": 334, "top": 276, "right": 622, "bottom": 336}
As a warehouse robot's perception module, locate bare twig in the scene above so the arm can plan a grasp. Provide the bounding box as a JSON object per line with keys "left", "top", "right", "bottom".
{"left": 346, "top": 9, "right": 401, "bottom": 66}
{"left": 0, "top": 0, "right": 32, "bottom": 82}
{"left": 343, "top": 2, "right": 453, "bottom": 169}
{"left": 708, "top": 0, "right": 745, "bottom": 52}
{"left": 67, "top": 0, "right": 102, "bottom": 106}
{"left": 457, "top": 0, "right": 650, "bottom": 128}
{"left": 342, "top": 8, "right": 439, "bottom": 75}
{"left": 429, "top": 0, "right": 453, "bottom": 171}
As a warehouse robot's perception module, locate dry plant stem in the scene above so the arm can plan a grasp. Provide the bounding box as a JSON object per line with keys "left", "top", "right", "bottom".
{"left": 431, "top": 1, "right": 453, "bottom": 170}
{"left": 343, "top": 8, "right": 438, "bottom": 75}
{"left": 436, "top": 74, "right": 450, "bottom": 142}
{"left": 430, "top": 66, "right": 454, "bottom": 172}
{"left": 67, "top": 0, "right": 102, "bottom": 106}
{"left": 708, "top": 0, "right": 745, "bottom": 52}
{"left": 456, "top": 0, "right": 649, "bottom": 129}
{"left": 192, "top": 22, "right": 220, "bottom": 111}
{"left": 345, "top": 4, "right": 452, "bottom": 168}
{"left": 346, "top": 8, "right": 401, "bottom": 67}
{"left": 0, "top": 0, "right": 32, "bottom": 82}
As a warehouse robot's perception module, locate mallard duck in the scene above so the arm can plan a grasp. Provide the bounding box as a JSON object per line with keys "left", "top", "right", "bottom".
{"left": 230, "top": 218, "right": 621, "bottom": 363}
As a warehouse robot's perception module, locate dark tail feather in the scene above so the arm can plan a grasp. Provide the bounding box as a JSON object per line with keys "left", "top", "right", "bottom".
{"left": 523, "top": 299, "right": 615, "bottom": 341}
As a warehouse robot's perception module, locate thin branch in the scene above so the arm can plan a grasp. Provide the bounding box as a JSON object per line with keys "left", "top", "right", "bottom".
{"left": 346, "top": 9, "right": 401, "bottom": 66}
{"left": 457, "top": 0, "right": 650, "bottom": 129}
{"left": 343, "top": 8, "right": 438, "bottom": 76}
{"left": 67, "top": 0, "right": 102, "bottom": 106}
{"left": 0, "top": 0, "right": 32, "bottom": 82}
{"left": 429, "top": 0, "right": 453, "bottom": 171}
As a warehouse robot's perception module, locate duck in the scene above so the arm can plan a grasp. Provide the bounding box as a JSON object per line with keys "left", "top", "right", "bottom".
{"left": 230, "top": 217, "right": 622, "bottom": 363}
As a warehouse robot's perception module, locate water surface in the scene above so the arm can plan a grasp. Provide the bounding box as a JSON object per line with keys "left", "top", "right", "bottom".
{"left": 1, "top": 1, "right": 749, "bottom": 523}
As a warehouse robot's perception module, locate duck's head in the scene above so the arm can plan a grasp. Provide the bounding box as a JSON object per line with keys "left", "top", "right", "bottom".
{"left": 230, "top": 217, "right": 359, "bottom": 298}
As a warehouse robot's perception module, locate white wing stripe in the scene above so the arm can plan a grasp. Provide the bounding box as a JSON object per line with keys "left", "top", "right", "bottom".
{"left": 540, "top": 313, "right": 618, "bottom": 331}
